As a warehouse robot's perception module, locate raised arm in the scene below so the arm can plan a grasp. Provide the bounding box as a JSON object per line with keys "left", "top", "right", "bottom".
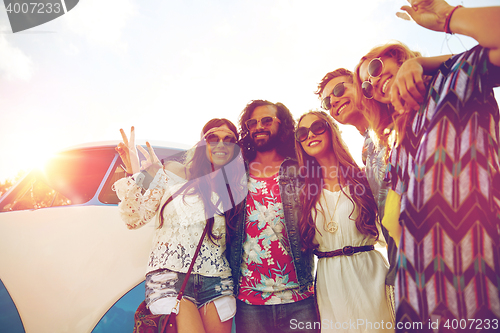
{"left": 113, "top": 172, "right": 168, "bottom": 229}
{"left": 399, "top": 0, "right": 500, "bottom": 65}
{"left": 113, "top": 142, "right": 169, "bottom": 230}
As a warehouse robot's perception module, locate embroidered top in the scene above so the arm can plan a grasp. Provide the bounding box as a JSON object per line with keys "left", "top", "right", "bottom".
{"left": 387, "top": 46, "right": 500, "bottom": 323}
{"left": 237, "top": 173, "right": 313, "bottom": 305}
{"left": 113, "top": 169, "right": 231, "bottom": 277}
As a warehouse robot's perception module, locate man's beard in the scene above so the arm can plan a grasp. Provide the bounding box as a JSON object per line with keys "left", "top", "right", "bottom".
{"left": 252, "top": 130, "right": 279, "bottom": 152}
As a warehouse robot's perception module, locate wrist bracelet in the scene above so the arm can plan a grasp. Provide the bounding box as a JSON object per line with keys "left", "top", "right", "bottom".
{"left": 445, "top": 5, "right": 463, "bottom": 34}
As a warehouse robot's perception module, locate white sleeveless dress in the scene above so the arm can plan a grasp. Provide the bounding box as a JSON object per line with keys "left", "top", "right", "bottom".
{"left": 314, "top": 188, "right": 393, "bottom": 332}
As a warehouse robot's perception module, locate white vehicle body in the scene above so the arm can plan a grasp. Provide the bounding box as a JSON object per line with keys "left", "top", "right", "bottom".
{"left": 0, "top": 141, "right": 187, "bottom": 333}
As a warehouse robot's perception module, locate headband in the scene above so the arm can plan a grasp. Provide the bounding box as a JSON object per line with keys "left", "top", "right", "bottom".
{"left": 202, "top": 126, "right": 237, "bottom": 140}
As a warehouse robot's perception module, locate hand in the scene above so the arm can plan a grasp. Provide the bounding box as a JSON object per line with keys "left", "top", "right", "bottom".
{"left": 138, "top": 142, "right": 162, "bottom": 177}
{"left": 390, "top": 58, "right": 427, "bottom": 114}
{"left": 396, "top": 0, "right": 454, "bottom": 32}
{"left": 115, "top": 127, "right": 140, "bottom": 174}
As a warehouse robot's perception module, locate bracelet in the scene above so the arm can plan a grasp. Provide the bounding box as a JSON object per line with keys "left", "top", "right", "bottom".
{"left": 444, "top": 5, "right": 463, "bottom": 34}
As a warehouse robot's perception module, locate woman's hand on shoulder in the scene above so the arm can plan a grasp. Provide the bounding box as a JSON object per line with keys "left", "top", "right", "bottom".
{"left": 391, "top": 58, "right": 426, "bottom": 114}
{"left": 391, "top": 54, "right": 453, "bottom": 114}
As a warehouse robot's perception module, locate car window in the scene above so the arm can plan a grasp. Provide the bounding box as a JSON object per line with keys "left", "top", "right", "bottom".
{"left": 0, "top": 148, "right": 115, "bottom": 212}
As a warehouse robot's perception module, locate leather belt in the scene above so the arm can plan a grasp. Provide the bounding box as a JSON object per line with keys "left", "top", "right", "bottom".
{"left": 313, "top": 245, "right": 375, "bottom": 258}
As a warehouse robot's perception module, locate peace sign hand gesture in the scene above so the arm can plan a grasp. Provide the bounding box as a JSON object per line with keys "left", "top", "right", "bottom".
{"left": 137, "top": 142, "right": 162, "bottom": 177}
{"left": 116, "top": 126, "right": 141, "bottom": 175}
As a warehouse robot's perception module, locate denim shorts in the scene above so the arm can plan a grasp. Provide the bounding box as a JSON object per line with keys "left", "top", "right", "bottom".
{"left": 145, "top": 269, "right": 234, "bottom": 309}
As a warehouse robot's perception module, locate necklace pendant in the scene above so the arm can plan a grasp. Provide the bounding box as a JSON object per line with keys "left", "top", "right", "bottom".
{"left": 326, "top": 221, "right": 338, "bottom": 233}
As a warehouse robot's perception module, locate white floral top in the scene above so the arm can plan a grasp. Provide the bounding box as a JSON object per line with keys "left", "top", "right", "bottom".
{"left": 113, "top": 169, "right": 231, "bottom": 277}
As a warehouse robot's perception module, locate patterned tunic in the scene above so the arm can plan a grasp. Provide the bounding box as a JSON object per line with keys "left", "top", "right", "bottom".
{"left": 387, "top": 46, "right": 500, "bottom": 331}
{"left": 238, "top": 173, "right": 313, "bottom": 305}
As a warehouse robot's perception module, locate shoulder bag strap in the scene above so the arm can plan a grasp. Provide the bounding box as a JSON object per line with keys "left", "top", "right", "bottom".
{"left": 175, "top": 220, "right": 210, "bottom": 302}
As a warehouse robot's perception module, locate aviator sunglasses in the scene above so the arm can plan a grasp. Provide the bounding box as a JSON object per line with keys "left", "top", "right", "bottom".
{"left": 321, "top": 82, "right": 346, "bottom": 111}
{"left": 245, "top": 116, "right": 281, "bottom": 131}
{"left": 295, "top": 120, "right": 328, "bottom": 142}
{"left": 361, "top": 58, "right": 384, "bottom": 99}
{"left": 205, "top": 133, "right": 237, "bottom": 146}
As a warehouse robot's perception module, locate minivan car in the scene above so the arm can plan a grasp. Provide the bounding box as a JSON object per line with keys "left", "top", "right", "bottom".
{"left": 0, "top": 141, "right": 187, "bottom": 333}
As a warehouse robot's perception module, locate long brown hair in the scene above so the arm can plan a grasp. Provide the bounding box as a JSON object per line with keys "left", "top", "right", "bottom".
{"left": 354, "top": 41, "right": 422, "bottom": 146}
{"left": 159, "top": 118, "right": 245, "bottom": 243}
{"left": 295, "top": 111, "right": 379, "bottom": 250}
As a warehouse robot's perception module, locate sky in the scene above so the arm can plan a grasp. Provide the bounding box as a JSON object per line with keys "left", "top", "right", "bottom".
{"left": 0, "top": 0, "right": 499, "bottom": 180}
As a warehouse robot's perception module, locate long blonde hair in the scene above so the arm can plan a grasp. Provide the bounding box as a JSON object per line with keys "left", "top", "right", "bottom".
{"left": 354, "top": 41, "right": 422, "bottom": 146}
{"left": 295, "top": 111, "right": 379, "bottom": 250}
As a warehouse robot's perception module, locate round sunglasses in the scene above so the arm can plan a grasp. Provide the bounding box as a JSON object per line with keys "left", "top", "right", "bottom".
{"left": 321, "top": 82, "right": 346, "bottom": 111}
{"left": 245, "top": 116, "right": 280, "bottom": 131}
{"left": 295, "top": 120, "right": 328, "bottom": 142}
{"left": 205, "top": 133, "right": 237, "bottom": 146}
{"left": 361, "top": 58, "right": 384, "bottom": 99}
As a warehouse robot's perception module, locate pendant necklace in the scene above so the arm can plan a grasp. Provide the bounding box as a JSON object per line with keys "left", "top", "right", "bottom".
{"left": 324, "top": 192, "right": 341, "bottom": 233}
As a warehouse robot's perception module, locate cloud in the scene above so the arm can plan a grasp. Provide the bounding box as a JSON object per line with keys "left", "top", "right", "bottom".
{"left": 63, "top": 0, "right": 136, "bottom": 50}
{"left": 0, "top": 28, "right": 34, "bottom": 80}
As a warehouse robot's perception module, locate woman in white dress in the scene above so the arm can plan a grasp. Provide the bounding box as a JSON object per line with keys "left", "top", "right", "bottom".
{"left": 113, "top": 119, "right": 246, "bottom": 333}
{"left": 294, "top": 111, "right": 393, "bottom": 332}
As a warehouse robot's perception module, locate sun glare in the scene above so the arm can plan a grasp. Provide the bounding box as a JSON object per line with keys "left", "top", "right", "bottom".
{"left": 15, "top": 142, "right": 60, "bottom": 177}
{"left": 33, "top": 148, "right": 60, "bottom": 173}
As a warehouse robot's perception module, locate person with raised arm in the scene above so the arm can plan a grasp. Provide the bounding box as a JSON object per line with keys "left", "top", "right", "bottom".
{"left": 356, "top": 1, "right": 500, "bottom": 331}
{"left": 113, "top": 119, "right": 246, "bottom": 333}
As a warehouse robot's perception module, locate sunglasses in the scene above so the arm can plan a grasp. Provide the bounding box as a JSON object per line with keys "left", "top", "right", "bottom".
{"left": 361, "top": 58, "right": 384, "bottom": 99}
{"left": 295, "top": 120, "right": 328, "bottom": 142}
{"left": 205, "top": 134, "right": 237, "bottom": 146}
{"left": 321, "top": 82, "right": 347, "bottom": 111}
{"left": 245, "top": 116, "right": 281, "bottom": 131}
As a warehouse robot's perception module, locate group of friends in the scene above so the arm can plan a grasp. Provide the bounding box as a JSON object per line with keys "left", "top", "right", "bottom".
{"left": 113, "top": 1, "right": 500, "bottom": 332}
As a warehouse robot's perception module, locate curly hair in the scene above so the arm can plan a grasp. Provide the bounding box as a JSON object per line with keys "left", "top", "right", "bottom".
{"left": 159, "top": 118, "right": 245, "bottom": 243}
{"left": 353, "top": 41, "right": 422, "bottom": 146}
{"left": 294, "top": 111, "right": 379, "bottom": 250}
{"left": 238, "top": 100, "right": 296, "bottom": 161}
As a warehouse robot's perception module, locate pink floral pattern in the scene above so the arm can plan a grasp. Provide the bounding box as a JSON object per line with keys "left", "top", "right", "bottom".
{"left": 237, "top": 173, "right": 313, "bottom": 305}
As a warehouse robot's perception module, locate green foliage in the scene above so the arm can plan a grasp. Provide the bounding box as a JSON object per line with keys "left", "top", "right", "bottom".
{"left": 0, "top": 170, "right": 26, "bottom": 197}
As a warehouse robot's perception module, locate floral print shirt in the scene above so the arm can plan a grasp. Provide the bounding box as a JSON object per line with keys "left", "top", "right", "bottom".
{"left": 237, "top": 173, "right": 313, "bottom": 305}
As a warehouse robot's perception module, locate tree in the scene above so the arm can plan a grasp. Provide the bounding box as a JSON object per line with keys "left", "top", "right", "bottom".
{"left": 0, "top": 170, "right": 26, "bottom": 198}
